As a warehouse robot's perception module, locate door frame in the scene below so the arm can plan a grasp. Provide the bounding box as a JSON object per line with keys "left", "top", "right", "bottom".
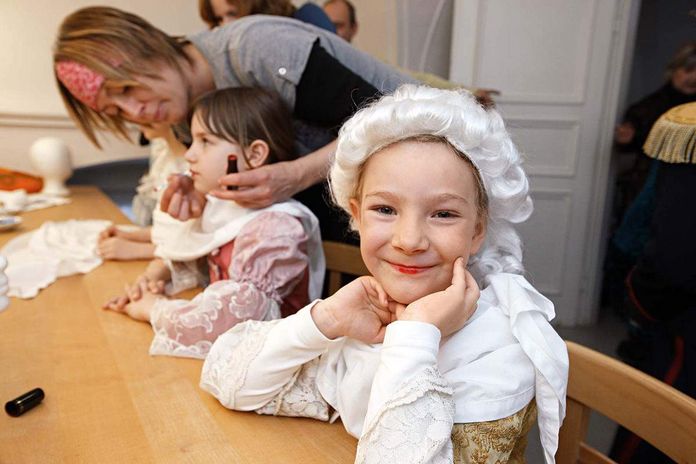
{"left": 577, "top": 0, "right": 642, "bottom": 324}
{"left": 448, "top": 0, "right": 642, "bottom": 325}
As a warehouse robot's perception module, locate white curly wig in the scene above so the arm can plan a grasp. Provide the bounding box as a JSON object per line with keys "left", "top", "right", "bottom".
{"left": 329, "top": 84, "right": 533, "bottom": 284}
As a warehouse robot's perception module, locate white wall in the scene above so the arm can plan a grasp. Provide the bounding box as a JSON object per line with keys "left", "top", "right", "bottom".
{"left": 350, "top": 0, "right": 399, "bottom": 65}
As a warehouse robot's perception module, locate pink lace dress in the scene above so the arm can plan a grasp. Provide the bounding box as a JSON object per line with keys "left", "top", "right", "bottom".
{"left": 148, "top": 211, "right": 310, "bottom": 359}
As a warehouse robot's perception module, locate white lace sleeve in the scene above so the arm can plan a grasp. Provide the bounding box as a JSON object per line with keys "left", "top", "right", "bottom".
{"left": 357, "top": 321, "right": 455, "bottom": 464}
{"left": 200, "top": 304, "right": 336, "bottom": 421}
{"left": 148, "top": 279, "right": 279, "bottom": 359}
{"left": 356, "top": 367, "right": 455, "bottom": 464}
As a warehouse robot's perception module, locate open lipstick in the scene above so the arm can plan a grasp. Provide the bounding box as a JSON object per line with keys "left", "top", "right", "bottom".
{"left": 226, "top": 155, "right": 238, "bottom": 191}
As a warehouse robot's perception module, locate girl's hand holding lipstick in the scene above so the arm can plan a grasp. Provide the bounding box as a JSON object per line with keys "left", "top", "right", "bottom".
{"left": 159, "top": 173, "right": 207, "bottom": 221}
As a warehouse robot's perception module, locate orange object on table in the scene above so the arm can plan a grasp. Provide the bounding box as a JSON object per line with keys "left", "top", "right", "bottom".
{"left": 0, "top": 168, "right": 43, "bottom": 193}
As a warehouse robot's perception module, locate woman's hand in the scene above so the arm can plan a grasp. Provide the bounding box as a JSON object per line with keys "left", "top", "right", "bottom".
{"left": 159, "top": 174, "right": 207, "bottom": 220}
{"left": 311, "top": 276, "right": 394, "bottom": 344}
{"left": 211, "top": 161, "right": 302, "bottom": 208}
{"left": 392, "top": 258, "right": 480, "bottom": 338}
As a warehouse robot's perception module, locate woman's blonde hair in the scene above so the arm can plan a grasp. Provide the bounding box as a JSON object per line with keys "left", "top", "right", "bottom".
{"left": 198, "top": 0, "right": 295, "bottom": 28}
{"left": 330, "top": 85, "right": 533, "bottom": 283}
{"left": 53, "top": 7, "right": 191, "bottom": 147}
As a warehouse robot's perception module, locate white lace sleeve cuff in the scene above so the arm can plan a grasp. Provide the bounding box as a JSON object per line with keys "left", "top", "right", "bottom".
{"left": 201, "top": 301, "right": 338, "bottom": 412}
{"left": 357, "top": 366, "right": 455, "bottom": 464}
{"left": 365, "top": 321, "right": 441, "bottom": 423}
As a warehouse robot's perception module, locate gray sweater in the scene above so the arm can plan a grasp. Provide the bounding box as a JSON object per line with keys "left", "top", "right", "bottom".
{"left": 188, "top": 15, "right": 415, "bottom": 111}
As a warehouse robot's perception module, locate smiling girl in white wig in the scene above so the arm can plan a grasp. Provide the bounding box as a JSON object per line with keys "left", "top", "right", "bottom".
{"left": 200, "top": 85, "right": 569, "bottom": 463}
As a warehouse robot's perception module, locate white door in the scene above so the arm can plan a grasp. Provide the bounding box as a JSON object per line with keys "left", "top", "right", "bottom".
{"left": 450, "top": 0, "right": 635, "bottom": 325}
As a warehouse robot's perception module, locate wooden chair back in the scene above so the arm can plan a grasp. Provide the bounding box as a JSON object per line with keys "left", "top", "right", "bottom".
{"left": 322, "top": 241, "right": 368, "bottom": 295}
{"left": 556, "top": 341, "right": 696, "bottom": 463}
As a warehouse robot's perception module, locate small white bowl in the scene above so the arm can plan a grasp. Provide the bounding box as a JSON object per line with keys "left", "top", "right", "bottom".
{"left": 0, "top": 215, "right": 22, "bottom": 232}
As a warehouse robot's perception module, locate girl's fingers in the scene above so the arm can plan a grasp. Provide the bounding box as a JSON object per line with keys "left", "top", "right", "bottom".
{"left": 450, "top": 257, "right": 467, "bottom": 287}
{"left": 369, "top": 326, "right": 387, "bottom": 344}
{"left": 462, "top": 270, "right": 481, "bottom": 316}
{"left": 104, "top": 294, "right": 128, "bottom": 312}
{"left": 365, "top": 277, "right": 389, "bottom": 308}
{"left": 179, "top": 197, "right": 190, "bottom": 221}
{"left": 190, "top": 195, "right": 204, "bottom": 217}
{"left": 165, "top": 191, "right": 182, "bottom": 216}
{"left": 464, "top": 268, "right": 479, "bottom": 292}
{"left": 392, "top": 302, "right": 407, "bottom": 320}
{"left": 102, "top": 296, "right": 118, "bottom": 310}
{"left": 118, "top": 294, "right": 130, "bottom": 309}
{"left": 127, "top": 283, "right": 141, "bottom": 301}
{"left": 148, "top": 280, "right": 165, "bottom": 294}
{"left": 374, "top": 280, "right": 389, "bottom": 308}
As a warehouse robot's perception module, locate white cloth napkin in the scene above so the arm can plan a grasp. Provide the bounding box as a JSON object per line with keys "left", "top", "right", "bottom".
{"left": 1, "top": 220, "right": 110, "bottom": 299}
{"left": 0, "top": 189, "right": 70, "bottom": 215}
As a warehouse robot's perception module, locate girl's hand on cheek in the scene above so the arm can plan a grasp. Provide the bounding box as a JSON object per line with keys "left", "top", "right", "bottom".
{"left": 396, "top": 258, "right": 480, "bottom": 337}
{"left": 311, "top": 276, "right": 394, "bottom": 344}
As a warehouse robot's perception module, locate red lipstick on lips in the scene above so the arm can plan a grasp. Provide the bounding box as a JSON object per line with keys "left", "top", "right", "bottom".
{"left": 391, "top": 263, "right": 431, "bottom": 274}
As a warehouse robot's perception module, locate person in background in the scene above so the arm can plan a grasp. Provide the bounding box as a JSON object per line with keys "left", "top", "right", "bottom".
{"left": 200, "top": 85, "right": 568, "bottom": 463}
{"left": 611, "top": 102, "right": 696, "bottom": 464}
{"left": 199, "top": 0, "right": 336, "bottom": 32}
{"left": 614, "top": 42, "right": 696, "bottom": 152}
{"left": 201, "top": 0, "right": 499, "bottom": 109}
{"left": 104, "top": 87, "right": 324, "bottom": 360}
{"left": 603, "top": 42, "right": 696, "bottom": 316}
{"left": 97, "top": 123, "right": 188, "bottom": 261}
{"left": 54, "top": 6, "right": 414, "bottom": 244}
{"left": 323, "top": 0, "right": 357, "bottom": 42}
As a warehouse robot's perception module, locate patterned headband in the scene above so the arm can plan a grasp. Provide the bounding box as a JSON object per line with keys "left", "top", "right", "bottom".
{"left": 55, "top": 61, "right": 105, "bottom": 110}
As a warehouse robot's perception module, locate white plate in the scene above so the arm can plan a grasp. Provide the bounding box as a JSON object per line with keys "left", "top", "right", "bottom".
{"left": 0, "top": 215, "right": 22, "bottom": 231}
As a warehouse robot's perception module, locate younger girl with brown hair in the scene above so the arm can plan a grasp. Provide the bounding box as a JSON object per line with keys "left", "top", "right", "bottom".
{"left": 104, "top": 86, "right": 324, "bottom": 360}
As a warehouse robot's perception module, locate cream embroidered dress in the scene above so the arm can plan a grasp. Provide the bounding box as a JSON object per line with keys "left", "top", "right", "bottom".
{"left": 146, "top": 196, "right": 325, "bottom": 359}
{"left": 200, "top": 273, "right": 569, "bottom": 463}
{"left": 131, "top": 138, "right": 188, "bottom": 226}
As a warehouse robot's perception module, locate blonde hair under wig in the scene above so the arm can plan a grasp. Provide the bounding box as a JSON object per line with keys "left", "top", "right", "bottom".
{"left": 329, "top": 85, "right": 533, "bottom": 283}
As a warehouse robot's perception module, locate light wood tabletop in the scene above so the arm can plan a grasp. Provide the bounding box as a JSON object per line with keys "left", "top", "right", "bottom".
{"left": 0, "top": 186, "right": 357, "bottom": 464}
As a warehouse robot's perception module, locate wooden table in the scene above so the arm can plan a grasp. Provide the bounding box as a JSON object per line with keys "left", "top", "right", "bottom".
{"left": 0, "top": 186, "right": 357, "bottom": 463}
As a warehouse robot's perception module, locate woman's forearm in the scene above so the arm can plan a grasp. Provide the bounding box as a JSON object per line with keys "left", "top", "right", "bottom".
{"left": 293, "top": 139, "right": 336, "bottom": 192}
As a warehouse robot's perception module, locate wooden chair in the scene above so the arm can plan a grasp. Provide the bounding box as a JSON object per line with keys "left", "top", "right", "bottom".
{"left": 556, "top": 341, "right": 696, "bottom": 463}
{"left": 322, "top": 241, "right": 369, "bottom": 295}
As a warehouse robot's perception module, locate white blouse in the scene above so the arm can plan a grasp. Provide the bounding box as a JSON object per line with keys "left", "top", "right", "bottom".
{"left": 201, "top": 273, "right": 568, "bottom": 463}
